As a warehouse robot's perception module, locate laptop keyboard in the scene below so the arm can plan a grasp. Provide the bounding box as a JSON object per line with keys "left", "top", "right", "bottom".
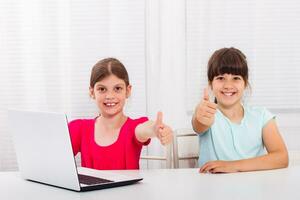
{"left": 78, "top": 174, "right": 114, "bottom": 185}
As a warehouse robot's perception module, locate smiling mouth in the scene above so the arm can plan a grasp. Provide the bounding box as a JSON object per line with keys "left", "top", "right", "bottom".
{"left": 222, "top": 92, "right": 236, "bottom": 96}
{"left": 104, "top": 102, "right": 118, "bottom": 107}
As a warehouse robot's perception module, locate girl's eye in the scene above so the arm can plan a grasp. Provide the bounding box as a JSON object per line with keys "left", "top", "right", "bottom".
{"left": 216, "top": 76, "right": 224, "bottom": 80}
{"left": 98, "top": 87, "right": 106, "bottom": 92}
{"left": 233, "top": 76, "right": 242, "bottom": 80}
{"left": 114, "top": 86, "right": 123, "bottom": 92}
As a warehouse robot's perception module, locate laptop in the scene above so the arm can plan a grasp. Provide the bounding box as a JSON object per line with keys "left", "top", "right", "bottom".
{"left": 7, "top": 110, "right": 143, "bottom": 192}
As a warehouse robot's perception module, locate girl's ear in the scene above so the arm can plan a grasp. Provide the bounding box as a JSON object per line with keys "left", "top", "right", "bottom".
{"left": 89, "top": 87, "right": 95, "bottom": 99}
{"left": 126, "top": 85, "right": 132, "bottom": 98}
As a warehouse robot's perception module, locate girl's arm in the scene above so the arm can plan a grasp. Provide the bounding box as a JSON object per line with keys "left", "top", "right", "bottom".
{"left": 199, "top": 119, "right": 289, "bottom": 173}
{"left": 192, "top": 113, "right": 210, "bottom": 134}
{"left": 135, "top": 112, "right": 173, "bottom": 145}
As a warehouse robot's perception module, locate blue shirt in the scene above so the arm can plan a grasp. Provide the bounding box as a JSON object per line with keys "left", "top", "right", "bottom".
{"left": 198, "top": 106, "right": 275, "bottom": 166}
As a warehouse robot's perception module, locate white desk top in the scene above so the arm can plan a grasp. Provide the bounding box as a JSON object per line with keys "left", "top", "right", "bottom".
{"left": 1, "top": 166, "right": 300, "bottom": 200}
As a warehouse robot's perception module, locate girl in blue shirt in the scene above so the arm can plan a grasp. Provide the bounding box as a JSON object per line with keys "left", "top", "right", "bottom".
{"left": 192, "top": 47, "right": 288, "bottom": 173}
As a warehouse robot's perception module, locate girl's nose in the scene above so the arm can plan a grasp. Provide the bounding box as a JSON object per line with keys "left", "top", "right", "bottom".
{"left": 105, "top": 91, "right": 114, "bottom": 99}
{"left": 223, "top": 80, "right": 233, "bottom": 89}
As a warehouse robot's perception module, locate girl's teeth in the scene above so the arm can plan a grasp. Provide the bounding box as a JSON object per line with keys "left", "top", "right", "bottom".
{"left": 224, "top": 92, "right": 233, "bottom": 96}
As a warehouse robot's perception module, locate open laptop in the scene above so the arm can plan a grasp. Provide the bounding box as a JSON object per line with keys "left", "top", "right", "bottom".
{"left": 7, "top": 110, "right": 143, "bottom": 192}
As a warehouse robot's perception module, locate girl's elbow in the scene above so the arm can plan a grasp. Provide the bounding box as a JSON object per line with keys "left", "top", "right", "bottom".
{"left": 282, "top": 153, "right": 289, "bottom": 168}
{"left": 270, "top": 151, "right": 289, "bottom": 169}
{"left": 279, "top": 151, "right": 289, "bottom": 168}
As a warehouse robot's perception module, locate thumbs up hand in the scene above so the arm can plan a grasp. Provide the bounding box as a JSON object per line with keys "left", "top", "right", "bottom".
{"left": 194, "top": 87, "right": 218, "bottom": 127}
{"left": 154, "top": 112, "right": 173, "bottom": 145}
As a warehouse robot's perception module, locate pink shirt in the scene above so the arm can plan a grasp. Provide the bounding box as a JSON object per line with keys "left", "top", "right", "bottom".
{"left": 68, "top": 117, "right": 150, "bottom": 170}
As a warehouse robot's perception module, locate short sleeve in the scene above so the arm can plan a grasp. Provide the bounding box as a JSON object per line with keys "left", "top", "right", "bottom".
{"left": 198, "top": 128, "right": 210, "bottom": 137}
{"left": 68, "top": 119, "right": 82, "bottom": 155}
{"left": 262, "top": 108, "right": 275, "bottom": 127}
{"left": 132, "top": 117, "right": 151, "bottom": 146}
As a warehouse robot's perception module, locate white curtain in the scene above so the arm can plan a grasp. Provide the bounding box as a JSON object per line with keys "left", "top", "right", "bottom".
{"left": 144, "top": 0, "right": 190, "bottom": 168}
{"left": 145, "top": 0, "right": 189, "bottom": 129}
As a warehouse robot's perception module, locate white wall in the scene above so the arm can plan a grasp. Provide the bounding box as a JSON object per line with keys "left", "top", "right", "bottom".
{"left": 276, "top": 112, "right": 300, "bottom": 151}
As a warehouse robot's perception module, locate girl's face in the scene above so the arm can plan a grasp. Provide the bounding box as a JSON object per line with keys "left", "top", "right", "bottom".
{"left": 210, "top": 73, "right": 246, "bottom": 108}
{"left": 89, "top": 75, "right": 131, "bottom": 118}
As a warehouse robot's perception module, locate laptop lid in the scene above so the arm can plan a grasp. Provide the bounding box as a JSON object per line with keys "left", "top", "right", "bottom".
{"left": 8, "top": 110, "right": 81, "bottom": 191}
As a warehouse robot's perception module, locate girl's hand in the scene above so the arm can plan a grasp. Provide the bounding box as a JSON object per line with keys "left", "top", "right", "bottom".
{"left": 199, "top": 160, "right": 239, "bottom": 173}
{"left": 154, "top": 112, "right": 173, "bottom": 145}
{"left": 194, "top": 88, "right": 218, "bottom": 127}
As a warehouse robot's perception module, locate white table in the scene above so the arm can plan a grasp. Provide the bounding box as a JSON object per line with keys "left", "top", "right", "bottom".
{"left": 1, "top": 166, "right": 300, "bottom": 200}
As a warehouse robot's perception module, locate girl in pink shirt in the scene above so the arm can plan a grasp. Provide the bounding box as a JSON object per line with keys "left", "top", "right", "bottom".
{"left": 68, "top": 58, "right": 173, "bottom": 170}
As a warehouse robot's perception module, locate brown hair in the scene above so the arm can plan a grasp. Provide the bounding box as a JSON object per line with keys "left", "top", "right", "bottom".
{"left": 90, "top": 58, "right": 130, "bottom": 88}
{"left": 207, "top": 47, "right": 249, "bottom": 87}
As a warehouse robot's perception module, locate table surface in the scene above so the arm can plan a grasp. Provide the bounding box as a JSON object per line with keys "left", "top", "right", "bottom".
{"left": 1, "top": 166, "right": 300, "bottom": 200}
